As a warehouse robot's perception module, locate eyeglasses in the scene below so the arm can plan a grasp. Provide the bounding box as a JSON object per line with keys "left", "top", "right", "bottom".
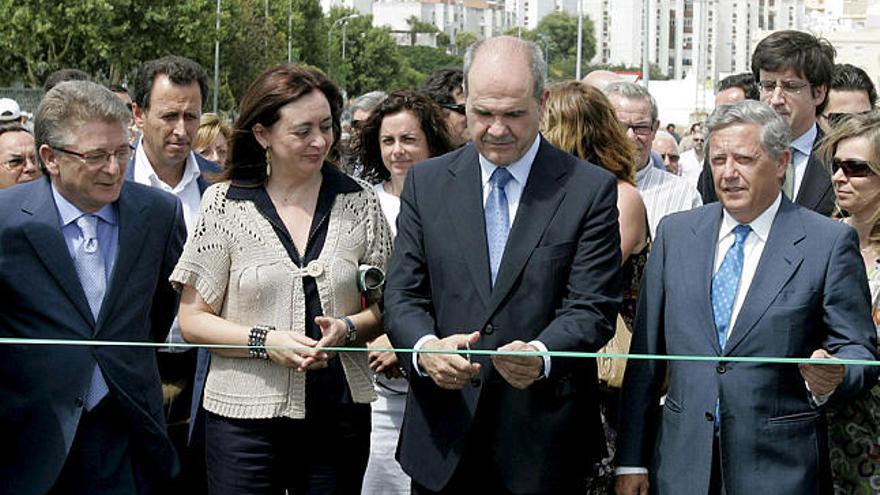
{"left": 52, "top": 146, "right": 131, "bottom": 168}
{"left": 831, "top": 158, "right": 876, "bottom": 178}
{"left": 660, "top": 153, "right": 680, "bottom": 162}
{"left": 758, "top": 79, "right": 810, "bottom": 95}
{"left": 440, "top": 103, "right": 466, "bottom": 115}
{"left": 619, "top": 121, "right": 654, "bottom": 136}
{"left": 822, "top": 111, "right": 873, "bottom": 129}
{"left": 1, "top": 155, "right": 35, "bottom": 171}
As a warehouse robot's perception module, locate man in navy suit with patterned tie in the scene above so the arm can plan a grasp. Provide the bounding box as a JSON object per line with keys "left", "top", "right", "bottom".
{"left": 384, "top": 36, "right": 622, "bottom": 494}
{"left": 0, "top": 81, "right": 185, "bottom": 494}
{"left": 616, "top": 100, "right": 878, "bottom": 495}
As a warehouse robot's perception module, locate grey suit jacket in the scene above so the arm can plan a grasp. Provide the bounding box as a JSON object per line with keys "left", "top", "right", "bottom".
{"left": 617, "top": 197, "right": 877, "bottom": 494}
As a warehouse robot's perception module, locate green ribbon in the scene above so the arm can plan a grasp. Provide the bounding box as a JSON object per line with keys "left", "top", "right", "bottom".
{"left": 1, "top": 337, "right": 876, "bottom": 366}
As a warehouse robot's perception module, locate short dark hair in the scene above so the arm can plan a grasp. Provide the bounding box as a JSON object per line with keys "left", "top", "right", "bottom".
{"left": 134, "top": 55, "right": 209, "bottom": 110}
{"left": 717, "top": 73, "right": 760, "bottom": 101}
{"left": 421, "top": 68, "right": 463, "bottom": 106}
{"left": 751, "top": 30, "right": 836, "bottom": 115}
{"left": 43, "top": 69, "right": 90, "bottom": 93}
{"left": 356, "top": 90, "right": 453, "bottom": 184}
{"left": 223, "top": 64, "right": 343, "bottom": 184}
{"left": 830, "top": 63, "right": 878, "bottom": 107}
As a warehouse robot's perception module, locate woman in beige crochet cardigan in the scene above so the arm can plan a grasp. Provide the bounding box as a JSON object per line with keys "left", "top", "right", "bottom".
{"left": 171, "top": 64, "right": 393, "bottom": 494}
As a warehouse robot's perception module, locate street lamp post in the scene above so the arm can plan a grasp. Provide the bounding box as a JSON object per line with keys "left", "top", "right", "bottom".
{"left": 327, "top": 14, "right": 360, "bottom": 80}
{"left": 213, "top": 0, "right": 221, "bottom": 113}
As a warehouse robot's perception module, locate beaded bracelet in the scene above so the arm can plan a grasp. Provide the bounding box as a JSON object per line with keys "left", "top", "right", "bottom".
{"left": 248, "top": 325, "right": 274, "bottom": 360}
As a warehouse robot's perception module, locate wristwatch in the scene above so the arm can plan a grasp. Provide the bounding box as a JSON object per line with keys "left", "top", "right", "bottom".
{"left": 339, "top": 316, "right": 357, "bottom": 346}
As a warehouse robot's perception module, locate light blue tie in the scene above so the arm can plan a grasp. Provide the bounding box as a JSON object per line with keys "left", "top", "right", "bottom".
{"left": 74, "top": 215, "right": 109, "bottom": 411}
{"left": 485, "top": 167, "right": 513, "bottom": 286}
{"left": 711, "top": 224, "right": 751, "bottom": 349}
{"left": 710, "top": 224, "right": 750, "bottom": 431}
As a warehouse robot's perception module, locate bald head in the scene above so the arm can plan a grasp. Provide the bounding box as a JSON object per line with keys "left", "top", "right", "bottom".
{"left": 652, "top": 131, "right": 681, "bottom": 174}
{"left": 583, "top": 70, "right": 624, "bottom": 90}
{"left": 464, "top": 36, "right": 547, "bottom": 100}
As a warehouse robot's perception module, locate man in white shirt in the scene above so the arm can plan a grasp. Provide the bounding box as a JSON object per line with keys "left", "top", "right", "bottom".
{"left": 615, "top": 100, "right": 877, "bottom": 495}
{"left": 605, "top": 81, "right": 702, "bottom": 238}
{"left": 128, "top": 54, "right": 219, "bottom": 492}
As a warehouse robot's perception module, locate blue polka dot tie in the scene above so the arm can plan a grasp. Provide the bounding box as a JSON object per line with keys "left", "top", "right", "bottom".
{"left": 74, "top": 215, "right": 109, "bottom": 411}
{"left": 485, "top": 167, "right": 513, "bottom": 287}
{"left": 711, "top": 224, "right": 750, "bottom": 430}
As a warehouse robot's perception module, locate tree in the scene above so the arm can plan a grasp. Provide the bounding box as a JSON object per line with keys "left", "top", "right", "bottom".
{"left": 398, "top": 46, "right": 462, "bottom": 87}
{"left": 500, "top": 12, "right": 596, "bottom": 81}
{"left": 329, "top": 11, "right": 410, "bottom": 97}
{"left": 454, "top": 32, "right": 479, "bottom": 55}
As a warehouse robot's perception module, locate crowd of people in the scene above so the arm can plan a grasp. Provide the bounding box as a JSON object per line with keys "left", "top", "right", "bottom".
{"left": 0, "top": 28, "right": 879, "bottom": 495}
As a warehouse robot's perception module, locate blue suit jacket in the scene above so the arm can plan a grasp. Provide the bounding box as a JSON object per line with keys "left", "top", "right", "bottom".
{"left": 384, "top": 140, "right": 622, "bottom": 492}
{"left": 617, "top": 197, "right": 878, "bottom": 494}
{"left": 0, "top": 179, "right": 186, "bottom": 495}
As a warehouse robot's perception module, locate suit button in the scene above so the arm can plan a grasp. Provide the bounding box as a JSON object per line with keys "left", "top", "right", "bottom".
{"left": 716, "top": 364, "right": 727, "bottom": 374}
{"left": 75, "top": 397, "right": 85, "bottom": 408}
{"left": 471, "top": 378, "right": 482, "bottom": 388}
{"left": 483, "top": 324, "right": 494, "bottom": 335}
{"left": 705, "top": 412, "right": 714, "bottom": 422}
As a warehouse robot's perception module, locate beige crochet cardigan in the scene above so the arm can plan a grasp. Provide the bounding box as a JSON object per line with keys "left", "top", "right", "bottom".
{"left": 170, "top": 179, "right": 393, "bottom": 419}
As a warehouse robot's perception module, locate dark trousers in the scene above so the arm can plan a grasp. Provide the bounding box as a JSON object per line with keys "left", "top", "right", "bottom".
{"left": 205, "top": 403, "right": 370, "bottom": 495}
{"left": 49, "top": 397, "right": 146, "bottom": 495}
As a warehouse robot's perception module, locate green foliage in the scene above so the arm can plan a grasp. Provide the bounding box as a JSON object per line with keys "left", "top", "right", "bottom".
{"left": 398, "top": 46, "right": 461, "bottom": 87}
{"left": 454, "top": 31, "right": 479, "bottom": 55}
{"left": 503, "top": 12, "right": 596, "bottom": 81}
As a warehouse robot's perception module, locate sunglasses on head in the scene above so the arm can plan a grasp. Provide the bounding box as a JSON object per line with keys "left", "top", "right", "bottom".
{"left": 441, "top": 103, "right": 466, "bottom": 115}
{"left": 823, "top": 110, "right": 873, "bottom": 128}
{"left": 831, "top": 158, "right": 876, "bottom": 178}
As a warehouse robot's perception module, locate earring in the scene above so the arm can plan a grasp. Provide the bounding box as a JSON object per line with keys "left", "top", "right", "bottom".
{"left": 265, "top": 147, "right": 272, "bottom": 178}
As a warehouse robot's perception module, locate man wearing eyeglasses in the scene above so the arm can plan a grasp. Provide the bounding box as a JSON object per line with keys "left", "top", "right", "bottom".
{"left": 818, "top": 63, "right": 877, "bottom": 134}
{"left": 605, "top": 81, "right": 702, "bottom": 238}
{"left": 0, "top": 80, "right": 186, "bottom": 494}
{"left": 0, "top": 123, "right": 40, "bottom": 189}
{"left": 700, "top": 30, "right": 837, "bottom": 217}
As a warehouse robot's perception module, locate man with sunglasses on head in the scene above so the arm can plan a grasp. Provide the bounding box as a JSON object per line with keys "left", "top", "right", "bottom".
{"left": 606, "top": 81, "right": 702, "bottom": 237}
{"left": 422, "top": 67, "right": 470, "bottom": 148}
{"left": 700, "top": 30, "right": 837, "bottom": 217}
{"left": 818, "top": 63, "right": 877, "bottom": 133}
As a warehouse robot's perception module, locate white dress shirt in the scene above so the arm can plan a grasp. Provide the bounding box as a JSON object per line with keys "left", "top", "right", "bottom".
{"left": 636, "top": 164, "right": 703, "bottom": 238}
{"left": 133, "top": 141, "right": 203, "bottom": 235}
{"left": 790, "top": 124, "right": 817, "bottom": 200}
{"left": 413, "top": 136, "right": 551, "bottom": 377}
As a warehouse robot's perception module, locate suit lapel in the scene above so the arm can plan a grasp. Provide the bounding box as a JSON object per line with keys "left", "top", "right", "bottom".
{"left": 98, "top": 183, "right": 150, "bottom": 329}
{"left": 20, "top": 180, "right": 95, "bottom": 331}
{"left": 795, "top": 127, "right": 831, "bottom": 212}
{"left": 724, "top": 199, "right": 804, "bottom": 355}
{"left": 486, "top": 141, "right": 566, "bottom": 316}
{"left": 444, "top": 146, "right": 492, "bottom": 308}
{"left": 693, "top": 203, "right": 725, "bottom": 354}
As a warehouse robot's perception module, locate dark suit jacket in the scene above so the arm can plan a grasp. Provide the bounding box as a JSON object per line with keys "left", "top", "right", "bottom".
{"left": 383, "top": 139, "right": 622, "bottom": 492}
{"left": 698, "top": 125, "right": 835, "bottom": 216}
{"left": 617, "top": 197, "right": 878, "bottom": 494}
{"left": 0, "top": 179, "right": 186, "bottom": 495}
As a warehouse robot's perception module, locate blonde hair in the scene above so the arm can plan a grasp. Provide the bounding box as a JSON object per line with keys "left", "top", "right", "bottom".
{"left": 817, "top": 110, "right": 880, "bottom": 247}
{"left": 542, "top": 80, "right": 637, "bottom": 186}
{"left": 194, "top": 112, "right": 232, "bottom": 152}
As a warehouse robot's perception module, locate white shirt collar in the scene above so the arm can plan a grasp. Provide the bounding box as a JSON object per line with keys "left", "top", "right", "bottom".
{"left": 719, "top": 192, "right": 782, "bottom": 243}
{"left": 479, "top": 134, "right": 541, "bottom": 187}
{"left": 51, "top": 182, "right": 117, "bottom": 227}
{"left": 791, "top": 123, "right": 817, "bottom": 157}
{"left": 133, "top": 139, "right": 201, "bottom": 192}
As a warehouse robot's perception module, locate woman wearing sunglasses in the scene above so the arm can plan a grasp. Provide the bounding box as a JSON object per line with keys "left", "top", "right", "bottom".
{"left": 819, "top": 110, "right": 880, "bottom": 494}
